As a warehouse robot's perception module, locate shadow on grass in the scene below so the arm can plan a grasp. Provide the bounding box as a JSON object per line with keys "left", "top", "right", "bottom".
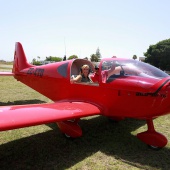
{"left": 0, "top": 100, "right": 46, "bottom": 106}
{"left": 0, "top": 116, "right": 169, "bottom": 170}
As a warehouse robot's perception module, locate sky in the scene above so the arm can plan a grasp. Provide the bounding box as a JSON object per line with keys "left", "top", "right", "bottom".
{"left": 0, "top": 0, "right": 170, "bottom": 62}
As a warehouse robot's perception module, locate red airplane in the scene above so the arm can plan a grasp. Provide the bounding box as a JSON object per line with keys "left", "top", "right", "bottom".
{"left": 0, "top": 42, "right": 170, "bottom": 150}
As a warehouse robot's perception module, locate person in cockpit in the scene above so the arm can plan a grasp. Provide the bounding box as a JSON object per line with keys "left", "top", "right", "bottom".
{"left": 91, "top": 63, "right": 116, "bottom": 83}
{"left": 71, "top": 64, "right": 93, "bottom": 83}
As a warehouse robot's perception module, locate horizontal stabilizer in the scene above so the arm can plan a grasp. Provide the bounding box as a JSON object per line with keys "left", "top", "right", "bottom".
{"left": 0, "top": 72, "right": 14, "bottom": 76}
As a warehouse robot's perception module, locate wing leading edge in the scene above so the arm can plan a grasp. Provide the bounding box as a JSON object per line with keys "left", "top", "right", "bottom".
{"left": 0, "top": 102, "right": 101, "bottom": 131}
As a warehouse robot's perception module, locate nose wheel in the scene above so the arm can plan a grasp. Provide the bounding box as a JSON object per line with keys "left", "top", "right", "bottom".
{"left": 148, "top": 145, "right": 162, "bottom": 151}
{"left": 137, "top": 119, "right": 168, "bottom": 150}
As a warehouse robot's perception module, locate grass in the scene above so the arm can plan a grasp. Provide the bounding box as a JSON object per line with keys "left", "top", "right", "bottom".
{"left": 0, "top": 75, "right": 170, "bottom": 170}
{"left": 0, "top": 64, "right": 13, "bottom": 72}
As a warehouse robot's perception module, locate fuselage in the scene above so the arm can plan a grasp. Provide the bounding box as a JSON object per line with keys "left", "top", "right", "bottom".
{"left": 14, "top": 58, "right": 170, "bottom": 119}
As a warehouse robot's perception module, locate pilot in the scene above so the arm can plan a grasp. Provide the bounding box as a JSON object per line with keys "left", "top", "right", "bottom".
{"left": 71, "top": 64, "right": 93, "bottom": 83}
{"left": 90, "top": 65, "right": 99, "bottom": 83}
{"left": 90, "top": 63, "right": 116, "bottom": 83}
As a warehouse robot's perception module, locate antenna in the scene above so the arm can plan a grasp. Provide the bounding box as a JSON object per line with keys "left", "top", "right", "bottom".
{"left": 64, "top": 37, "right": 66, "bottom": 60}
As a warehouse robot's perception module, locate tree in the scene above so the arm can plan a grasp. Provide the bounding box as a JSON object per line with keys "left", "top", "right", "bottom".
{"left": 37, "top": 56, "right": 40, "bottom": 60}
{"left": 32, "top": 58, "right": 41, "bottom": 65}
{"left": 133, "top": 55, "right": 137, "bottom": 60}
{"left": 90, "top": 47, "right": 102, "bottom": 62}
{"left": 96, "top": 47, "right": 101, "bottom": 61}
{"left": 144, "top": 39, "right": 170, "bottom": 70}
{"left": 67, "top": 55, "right": 78, "bottom": 60}
{"left": 90, "top": 54, "right": 98, "bottom": 62}
{"left": 45, "top": 56, "right": 62, "bottom": 62}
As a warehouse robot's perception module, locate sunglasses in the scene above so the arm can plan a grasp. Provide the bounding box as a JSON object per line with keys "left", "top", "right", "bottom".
{"left": 95, "top": 68, "right": 99, "bottom": 70}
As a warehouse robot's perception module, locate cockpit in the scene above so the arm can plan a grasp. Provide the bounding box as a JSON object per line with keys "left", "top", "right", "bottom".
{"left": 70, "top": 58, "right": 169, "bottom": 84}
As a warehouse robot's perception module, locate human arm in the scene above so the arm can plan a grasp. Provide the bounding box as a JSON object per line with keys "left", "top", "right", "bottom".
{"left": 71, "top": 75, "right": 82, "bottom": 83}
{"left": 107, "top": 64, "right": 117, "bottom": 77}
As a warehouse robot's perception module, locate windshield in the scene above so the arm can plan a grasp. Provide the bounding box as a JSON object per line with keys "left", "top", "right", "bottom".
{"left": 101, "top": 59, "right": 169, "bottom": 79}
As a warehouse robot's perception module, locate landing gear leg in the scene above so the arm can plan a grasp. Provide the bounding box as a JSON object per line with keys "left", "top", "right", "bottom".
{"left": 137, "top": 119, "right": 168, "bottom": 150}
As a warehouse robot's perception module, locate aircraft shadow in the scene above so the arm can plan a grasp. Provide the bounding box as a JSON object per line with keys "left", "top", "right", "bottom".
{"left": 0, "top": 99, "right": 46, "bottom": 106}
{"left": 0, "top": 116, "right": 169, "bottom": 170}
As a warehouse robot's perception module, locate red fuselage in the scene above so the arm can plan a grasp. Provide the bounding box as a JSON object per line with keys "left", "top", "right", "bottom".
{"left": 14, "top": 58, "right": 170, "bottom": 119}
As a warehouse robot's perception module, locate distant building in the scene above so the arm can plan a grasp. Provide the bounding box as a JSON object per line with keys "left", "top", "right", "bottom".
{"left": 39, "top": 61, "right": 55, "bottom": 65}
{"left": 139, "top": 57, "right": 145, "bottom": 62}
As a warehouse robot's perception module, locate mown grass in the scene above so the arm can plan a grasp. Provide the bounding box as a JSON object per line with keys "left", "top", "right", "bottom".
{"left": 0, "top": 64, "right": 13, "bottom": 72}
{"left": 0, "top": 75, "right": 170, "bottom": 170}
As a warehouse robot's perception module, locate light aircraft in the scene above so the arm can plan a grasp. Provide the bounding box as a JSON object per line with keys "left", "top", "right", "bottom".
{"left": 0, "top": 42, "right": 170, "bottom": 150}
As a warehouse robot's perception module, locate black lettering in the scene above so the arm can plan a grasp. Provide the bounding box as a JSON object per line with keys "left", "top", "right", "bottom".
{"left": 27, "top": 68, "right": 34, "bottom": 75}
{"left": 39, "top": 69, "right": 44, "bottom": 77}
{"left": 34, "top": 69, "right": 38, "bottom": 76}
{"left": 27, "top": 68, "right": 44, "bottom": 77}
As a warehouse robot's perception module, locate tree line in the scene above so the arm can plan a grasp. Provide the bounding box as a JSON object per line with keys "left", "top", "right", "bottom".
{"left": 32, "top": 39, "right": 170, "bottom": 71}
{"left": 32, "top": 47, "right": 102, "bottom": 65}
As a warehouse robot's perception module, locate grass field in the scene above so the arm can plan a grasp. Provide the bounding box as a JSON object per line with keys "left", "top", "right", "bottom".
{"left": 0, "top": 69, "right": 170, "bottom": 170}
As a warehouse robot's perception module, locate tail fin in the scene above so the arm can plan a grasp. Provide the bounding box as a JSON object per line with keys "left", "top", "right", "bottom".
{"left": 12, "top": 42, "right": 33, "bottom": 74}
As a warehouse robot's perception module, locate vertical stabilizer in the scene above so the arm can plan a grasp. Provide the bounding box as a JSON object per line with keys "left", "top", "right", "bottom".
{"left": 12, "top": 42, "right": 33, "bottom": 74}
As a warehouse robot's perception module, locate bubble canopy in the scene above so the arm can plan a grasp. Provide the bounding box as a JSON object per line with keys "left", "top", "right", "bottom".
{"left": 101, "top": 59, "right": 169, "bottom": 79}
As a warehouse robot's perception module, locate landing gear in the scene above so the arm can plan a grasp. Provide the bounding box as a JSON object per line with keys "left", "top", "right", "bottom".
{"left": 64, "top": 133, "right": 71, "bottom": 138}
{"left": 137, "top": 119, "right": 168, "bottom": 150}
{"left": 148, "top": 145, "right": 162, "bottom": 151}
{"left": 56, "top": 119, "right": 82, "bottom": 138}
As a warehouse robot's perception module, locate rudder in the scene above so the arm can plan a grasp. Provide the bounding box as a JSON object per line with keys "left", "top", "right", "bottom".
{"left": 12, "top": 42, "right": 33, "bottom": 74}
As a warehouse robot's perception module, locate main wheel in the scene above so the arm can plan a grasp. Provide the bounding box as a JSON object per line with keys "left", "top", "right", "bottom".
{"left": 64, "top": 133, "right": 71, "bottom": 138}
{"left": 148, "top": 145, "right": 162, "bottom": 151}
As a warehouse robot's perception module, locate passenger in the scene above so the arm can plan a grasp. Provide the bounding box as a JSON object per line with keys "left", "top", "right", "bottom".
{"left": 71, "top": 64, "right": 93, "bottom": 83}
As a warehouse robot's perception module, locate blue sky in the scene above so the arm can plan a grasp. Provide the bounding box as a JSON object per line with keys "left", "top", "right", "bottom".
{"left": 0, "top": 0, "right": 170, "bottom": 62}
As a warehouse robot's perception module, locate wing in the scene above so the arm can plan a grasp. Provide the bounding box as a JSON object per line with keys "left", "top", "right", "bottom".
{"left": 0, "top": 102, "right": 101, "bottom": 131}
